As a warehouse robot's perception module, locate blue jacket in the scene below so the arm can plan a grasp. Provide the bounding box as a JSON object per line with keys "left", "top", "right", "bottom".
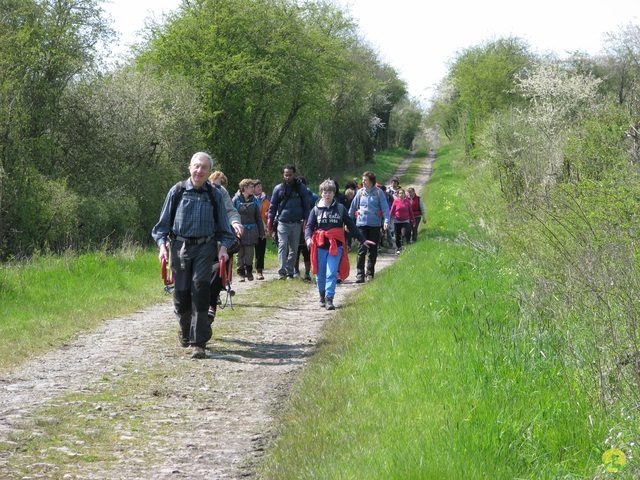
{"left": 268, "top": 179, "right": 311, "bottom": 224}
{"left": 348, "top": 186, "right": 390, "bottom": 228}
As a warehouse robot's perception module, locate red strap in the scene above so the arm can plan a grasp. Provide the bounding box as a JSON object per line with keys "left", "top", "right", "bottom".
{"left": 161, "top": 258, "right": 173, "bottom": 286}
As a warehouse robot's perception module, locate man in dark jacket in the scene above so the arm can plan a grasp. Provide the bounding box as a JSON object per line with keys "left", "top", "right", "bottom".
{"left": 267, "top": 164, "right": 311, "bottom": 279}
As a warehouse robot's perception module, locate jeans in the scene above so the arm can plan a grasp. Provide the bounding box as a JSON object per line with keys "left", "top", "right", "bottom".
{"left": 316, "top": 246, "right": 342, "bottom": 298}
{"left": 277, "top": 221, "right": 302, "bottom": 276}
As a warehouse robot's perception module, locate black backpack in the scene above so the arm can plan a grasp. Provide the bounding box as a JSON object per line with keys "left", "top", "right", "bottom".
{"left": 169, "top": 180, "right": 219, "bottom": 229}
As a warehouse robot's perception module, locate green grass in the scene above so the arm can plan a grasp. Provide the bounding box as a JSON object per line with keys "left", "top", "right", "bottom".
{"left": 257, "top": 145, "right": 612, "bottom": 479}
{"left": 338, "top": 147, "right": 412, "bottom": 189}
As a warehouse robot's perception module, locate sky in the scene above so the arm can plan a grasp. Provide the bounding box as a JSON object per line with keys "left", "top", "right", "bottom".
{"left": 103, "top": 0, "right": 639, "bottom": 105}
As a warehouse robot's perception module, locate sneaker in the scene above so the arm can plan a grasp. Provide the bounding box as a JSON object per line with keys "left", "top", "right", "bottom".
{"left": 239, "top": 276, "right": 246, "bottom": 282}
{"left": 208, "top": 307, "right": 216, "bottom": 324}
{"left": 191, "top": 346, "right": 207, "bottom": 359}
{"left": 396, "top": 249, "right": 401, "bottom": 255}
{"left": 178, "top": 332, "right": 190, "bottom": 348}
{"left": 257, "top": 271, "right": 264, "bottom": 280}
{"left": 366, "top": 274, "right": 374, "bottom": 282}
{"left": 293, "top": 271, "right": 300, "bottom": 278}
{"left": 326, "top": 297, "right": 335, "bottom": 310}
{"left": 287, "top": 275, "right": 295, "bottom": 280}
{"left": 355, "top": 275, "right": 364, "bottom": 284}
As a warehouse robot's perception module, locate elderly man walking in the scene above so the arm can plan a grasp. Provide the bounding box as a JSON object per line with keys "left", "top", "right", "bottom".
{"left": 267, "top": 164, "right": 311, "bottom": 280}
{"left": 152, "top": 152, "right": 236, "bottom": 358}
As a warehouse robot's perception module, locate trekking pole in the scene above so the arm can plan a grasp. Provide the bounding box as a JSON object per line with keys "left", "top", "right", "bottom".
{"left": 161, "top": 257, "right": 174, "bottom": 294}
{"left": 218, "top": 255, "right": 235, "bottom": 309}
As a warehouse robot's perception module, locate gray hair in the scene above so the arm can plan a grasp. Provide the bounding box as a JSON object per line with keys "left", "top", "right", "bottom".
{"left": 190, "top": 152, "right": 214, "bottom": 170}
{"left": 319, "top": 179, "right": 336, "bottom": 193}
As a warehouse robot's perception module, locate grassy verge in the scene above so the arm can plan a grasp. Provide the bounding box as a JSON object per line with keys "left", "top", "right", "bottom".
{"left": 257, "top": 146, "right": 613, "bottom": 479}
{"left": 0, "top": 242, "right": 280, "bottom": 371}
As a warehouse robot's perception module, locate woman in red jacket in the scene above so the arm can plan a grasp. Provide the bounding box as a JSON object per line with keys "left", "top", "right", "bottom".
{"left": 389, "top": 188, "right": 415, "bottom": 254}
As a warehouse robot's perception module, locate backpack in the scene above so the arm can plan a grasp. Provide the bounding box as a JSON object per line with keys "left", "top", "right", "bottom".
{"left": 353, "top": 187, "right": 384, "bottom": 218}
{"left": 170, "top": 180, "right": 219, "bottom": 229}
{"left": 169, "top": 180, "right": 241, "bottom": 254}
{"left": 233, "top": 194, "right": 261, "bottom": 212}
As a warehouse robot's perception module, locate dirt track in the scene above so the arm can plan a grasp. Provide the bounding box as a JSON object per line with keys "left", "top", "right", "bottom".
{"left": 0, "top": 155, "right": 433, "bottom": 479}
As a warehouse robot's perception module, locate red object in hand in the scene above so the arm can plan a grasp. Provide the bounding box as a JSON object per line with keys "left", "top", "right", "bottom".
{"left": 161, "top": 257, "right": 173, "bottom": 286}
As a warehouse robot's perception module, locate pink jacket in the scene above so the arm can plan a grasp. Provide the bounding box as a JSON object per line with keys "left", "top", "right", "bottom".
{"left": 390, "top": 198, "right": 415, "bottom": 224}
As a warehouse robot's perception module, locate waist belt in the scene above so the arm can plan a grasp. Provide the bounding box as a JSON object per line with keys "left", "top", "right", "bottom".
{"left": 175, "top": 235, "right": 212, "bottom": 245}
{"left": 175, "top": 235, "right": 213, "bottom": 270}
{"left": 244, "top": 223, "right": 258, "bottom": 229}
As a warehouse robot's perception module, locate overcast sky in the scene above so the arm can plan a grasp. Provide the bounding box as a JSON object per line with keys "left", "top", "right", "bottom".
{"left": 103, "top": 0, "right": 639, "bottom": 105}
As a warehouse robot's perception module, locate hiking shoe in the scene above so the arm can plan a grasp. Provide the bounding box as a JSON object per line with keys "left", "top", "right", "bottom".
{"left": 257, "top": 271, "right": 264, "bottom": 280}
{"left": 178, "top": 332, "right": 190, "bottom": 348}
{"left": 191, "top": 346, "right": 207, "bottom": 359}
{"left": 319, "top": 293, "right": 326, "bottom": 308}
{"left": 304, "top": 273, "right": 312, "bottom": 282}
{"left": 355, "top": 275, "right": 364, "bottom": 284}
{"left": 326, "top": 297, "right": 335, "bottom": 310}
{"left": 366, "top": 274, "right": 374, "bottom": 282}
{"left": 247, "top": 272, "right": 254, "bottom": 281}
{"left": 239, "top": 276, "right": 246, "bottom": 282}
{"left": 279, "top": 274, "right": 287, "bottom": 280}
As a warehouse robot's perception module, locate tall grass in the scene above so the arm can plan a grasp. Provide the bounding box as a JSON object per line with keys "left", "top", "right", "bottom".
{"left": 0, "top": 244, "right": 163, "bottom": 368}
{"left": 258, "top": 146, "right": 615, "bottom": 479}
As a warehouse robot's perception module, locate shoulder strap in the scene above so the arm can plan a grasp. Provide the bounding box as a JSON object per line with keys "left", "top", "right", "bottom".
{"left": 170, "top": 181, "right": 220, "bottom": 230}
{"left": 204, "top": 182, "right": 220, "bottom": 226}
{"left": 169, "top": 181, "right": 186, "bottom": 230}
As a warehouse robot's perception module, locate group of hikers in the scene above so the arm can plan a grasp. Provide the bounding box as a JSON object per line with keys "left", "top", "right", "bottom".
{"left": 152, "top": 152, "right": 426, "bottom": 358}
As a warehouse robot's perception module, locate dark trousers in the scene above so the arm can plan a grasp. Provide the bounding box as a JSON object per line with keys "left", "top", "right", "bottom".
{"left": 255, "top": 236, "right": 267, "bottom": 271}
{"left": 394, "top": 222, "right": 411, "bottom": 249}
{"left": 356, "top": 225, "right": 381, "bottom": 277}
{"left": 171, "top": 239, "right": 216, "bottom": 347}
{"left": 410, "top": 216, "right": 421, "bottom": 242}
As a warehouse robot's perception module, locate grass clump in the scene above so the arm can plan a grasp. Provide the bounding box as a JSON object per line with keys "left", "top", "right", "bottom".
{"left": 258, "top": 145, "right": 614, "bottom": 479}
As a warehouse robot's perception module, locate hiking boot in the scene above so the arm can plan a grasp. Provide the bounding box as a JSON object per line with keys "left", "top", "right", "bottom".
{"left": 178, "top": 331, "right": 190, "bottom": 348}
{"left": 319, "top": 293, "right": 326, "bottom": 308}
{"left": 247, "top": 271, "right": 254, "bottom": 281}
{"left": 191, "top": 346, "right": 207, "bottom": 359}
{"left": 366, "top": 274, "right": 374, "bottom": 282}
{"left": 326, "top": 297, "right": 335, "bottom": 310}
{"left": 304, "top": 272, "right": 312, "bottom": 282}
{"left": 355, "top": 274, "right": 364, "bottom": 284}
{"left": 256, "top": 270, "right": 264, "bottom": 280}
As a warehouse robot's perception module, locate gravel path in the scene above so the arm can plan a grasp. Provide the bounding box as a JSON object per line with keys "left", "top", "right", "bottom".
{"left": 0, "top": 155, "right": 433, "bottom": 479}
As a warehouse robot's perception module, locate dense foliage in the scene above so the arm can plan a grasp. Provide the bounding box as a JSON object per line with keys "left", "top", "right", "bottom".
{"left": 427, "top": 22, "right": 640, "bottom": 461}
{"left": 0, "top": 0, "right": 421, "bottom": 259}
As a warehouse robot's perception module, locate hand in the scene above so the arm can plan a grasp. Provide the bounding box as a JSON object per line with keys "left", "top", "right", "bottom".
{"left": 233, "top": 222, "right": 244, "bottom": 236}
{"left": 306, "top": 238, "right": 312, "bottom": 248}
{"left": 267, "top": 218, "right": 273, "bottom": 233}
{"left": 363, "top": 240, "right": 376, "bottom": 248}
{"left": 218, "top": 245, "right": 229, "bottom": 264}
{"left": 422, "top": 217, "right": 426, "bottom": 224}
{"left": 158, "top": 243, "right": 169, "bottom": 264}
{"left": 383, "top": 223, "right": 389, "bottom": 231}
